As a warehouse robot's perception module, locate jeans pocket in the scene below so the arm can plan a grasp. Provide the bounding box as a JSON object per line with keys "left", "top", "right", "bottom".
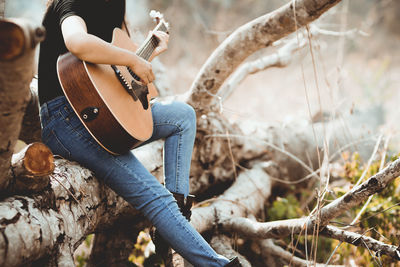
{"left": 42, "top": 128, "right": 72, "bottom": 159}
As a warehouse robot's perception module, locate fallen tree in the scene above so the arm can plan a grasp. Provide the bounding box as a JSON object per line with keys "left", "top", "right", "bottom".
{"left": 1, "top": 0, "right": 400, "bottom": 266}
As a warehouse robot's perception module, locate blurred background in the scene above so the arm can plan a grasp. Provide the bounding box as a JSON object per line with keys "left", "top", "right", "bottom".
{"left": 5, "top": 0, "right": 399, "bottom": 138}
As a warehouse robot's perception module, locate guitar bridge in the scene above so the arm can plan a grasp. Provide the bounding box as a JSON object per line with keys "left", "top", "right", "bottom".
{"left": 111, "top": 65, "right": 138, "bottom": 101}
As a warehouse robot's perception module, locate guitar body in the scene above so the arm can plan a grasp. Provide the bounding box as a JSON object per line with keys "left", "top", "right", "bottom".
{"left": 57, "top": 28, "right": 158, "bottom": 155}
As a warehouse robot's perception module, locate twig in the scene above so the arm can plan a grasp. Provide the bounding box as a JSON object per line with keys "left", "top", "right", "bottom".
{"left": 205, "top": 134, "right": 317, "bottom": 178}
{"left": 259, "top": 239, "right": 344, "bottom": 267}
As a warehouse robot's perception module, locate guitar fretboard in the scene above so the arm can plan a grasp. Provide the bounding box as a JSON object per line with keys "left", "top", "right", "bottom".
{"left": 136, "top": 22, "right": 168, "bottom": 60}
{"left": 112, "top": 20, "right": 168, "bottom": 90}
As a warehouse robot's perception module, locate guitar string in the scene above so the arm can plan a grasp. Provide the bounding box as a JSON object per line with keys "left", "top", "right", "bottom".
{"left": 137, "top": 23, "right": 168, "bottom": 60}
{"left": 123, "top": 22, "right": 168, "bottom": 84}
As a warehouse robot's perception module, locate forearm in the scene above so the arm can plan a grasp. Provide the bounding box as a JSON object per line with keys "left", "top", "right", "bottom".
{"left": 61, "top": 15, "right": 155, "bottom": 84}
{"left": 66, "top": 32, "right": 142, "bottom": 66}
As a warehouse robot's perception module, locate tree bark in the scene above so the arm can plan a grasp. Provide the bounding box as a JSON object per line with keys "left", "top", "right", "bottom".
{"left": 191, "top": 163, "right": 272, "bottom": 234}
{"left": 210, "top": 235, "right": 252, "bottom": 267}
{"left": 0, "top": 159, "right": 141, "bottom": 267}
{"left": 0, "top": 18, "right": 45, "bottom": 190}
{"left": 189, "top": 104, "right": 382, "bottom": 201}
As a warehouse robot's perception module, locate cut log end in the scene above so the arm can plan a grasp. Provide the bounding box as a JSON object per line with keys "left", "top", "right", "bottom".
{"left": 23, "top": 142, "right": 55, "bottom": 176}
{"left": 9, "top": 142, "right": 54, "bottom": 194}
{"left": 0, "top": 20, "right": 25, "bottom": 61}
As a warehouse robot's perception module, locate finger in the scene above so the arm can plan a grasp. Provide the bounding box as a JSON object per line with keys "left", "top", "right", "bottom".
{"left": 153, "top": 31, "right": 168, "bottom": 41}
{"left": 147, "top": 74, "right": 153, "bottom": 84}
{"left": 149, "top": 69, "right": 155, "bottom": 82}
{"left": 153, "top": 31, "right": 165, "bottom": 36}
{"left": 141, "top": 74, "right": 149, "bottom": 85}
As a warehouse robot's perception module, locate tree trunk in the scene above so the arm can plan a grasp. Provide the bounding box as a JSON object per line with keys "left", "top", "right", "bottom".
{"left": 18, "top": 85, "right": 42, "bottom": 144}
{"left": 0, "top": 159, "right": 144, "bottom": 267}
{"left": 0, "top": 18, "right": 45, "bottom": 190}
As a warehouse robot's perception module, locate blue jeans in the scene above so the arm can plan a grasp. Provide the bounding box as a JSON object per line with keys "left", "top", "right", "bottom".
{"left": 40, "top": 96, "right": 229, "bottom": 267}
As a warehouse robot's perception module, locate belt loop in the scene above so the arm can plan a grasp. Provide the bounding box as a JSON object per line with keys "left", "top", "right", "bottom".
{"left": 40, "top": 102, "right": 49, "bottom": 120}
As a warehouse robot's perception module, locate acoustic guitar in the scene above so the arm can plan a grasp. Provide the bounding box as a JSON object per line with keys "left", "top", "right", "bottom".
{"left": 57, "top": 12, "right": 168, "bottom": 155}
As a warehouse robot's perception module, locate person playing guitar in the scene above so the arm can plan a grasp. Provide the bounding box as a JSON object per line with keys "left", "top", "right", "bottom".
{"left": 38, "top": 0, "right": 241, "bottom": 266}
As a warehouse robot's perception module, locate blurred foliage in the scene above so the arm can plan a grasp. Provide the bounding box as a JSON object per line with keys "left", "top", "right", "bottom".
{"left": 129, "top": 230, "right": 164, "bottom": 267}
{"left": 75, "top": 234, "right": 93, "bottom": 267}
{"left": 266, "top": 150, "right": 400, "bottom": 266}
{"left": 74, "top": 230, "right": 166, "bottom": 267}
{"left": 268, "top": 194, "right": 303, "bottom": 221}
{"left": 337, "top": 152, "right": 400, "bottom": 266}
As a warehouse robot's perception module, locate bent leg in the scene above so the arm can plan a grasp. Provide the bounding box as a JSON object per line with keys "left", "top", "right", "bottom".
{"left": 40, "top": 97, "right": 229, "bottom": 267}
{"left": 142, "top": 101, "right": 197, "bottom": 197}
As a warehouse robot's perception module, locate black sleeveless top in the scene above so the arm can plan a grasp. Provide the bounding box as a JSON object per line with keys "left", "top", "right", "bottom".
{"left": 38, "top": 0, "right": 125, "bottom": 105}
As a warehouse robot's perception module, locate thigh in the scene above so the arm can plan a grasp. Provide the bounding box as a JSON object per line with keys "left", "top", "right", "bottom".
{"left": 41, "top": 100, "right": 172, "bottom": 217}
{"left": 141, "top": 100, "right": 196, "bottom": 145}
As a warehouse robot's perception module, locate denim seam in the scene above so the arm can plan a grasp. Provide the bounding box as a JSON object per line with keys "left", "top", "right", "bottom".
{"left": 175, "top": 132, "right": 182, "bottom": 193}
{"left": 152, "top": 121, "right": 184, "bottom": 194}
{"left": 40, "top": 110, "right": 58, "bottom": 127}
{"left": 50, "top": 130, "right": 72, "bottom": 157}
{"left": 57, "top": 111, "right": 107, "bottom": 156}
{"left": 56, "top": 109, "right": 105, "bottom": 154}
{"left": 58, "top": 111, "right": 88, "bottom": 140}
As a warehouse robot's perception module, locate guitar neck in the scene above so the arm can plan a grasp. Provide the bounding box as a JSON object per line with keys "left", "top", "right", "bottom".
{"left": 136, "top": 21, "right": 168, "bottom": 60}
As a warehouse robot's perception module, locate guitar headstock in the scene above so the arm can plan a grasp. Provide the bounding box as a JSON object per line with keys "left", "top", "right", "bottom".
{"left": 149, "top": 10, "right": 169, "bottom": 34}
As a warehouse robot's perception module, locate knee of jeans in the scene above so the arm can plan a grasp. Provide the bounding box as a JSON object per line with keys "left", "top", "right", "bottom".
{"left": 179, "top": 103, "right": 197, "bottom": 134}
{"left": 146, "top": 191, "right": 179, "bottom": 222}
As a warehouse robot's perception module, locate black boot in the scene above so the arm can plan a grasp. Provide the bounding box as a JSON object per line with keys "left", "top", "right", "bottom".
{"left": 150, "top": 226, "right": 170, "bottom": 262}
{"left": 172, "top": 192, "right": 195, "bottom": 221}
{"left": 151, "top": 193, "right": 196, "bottom": 264}
{"left": 224, "top": 257, "right": 242, "bottom": 267}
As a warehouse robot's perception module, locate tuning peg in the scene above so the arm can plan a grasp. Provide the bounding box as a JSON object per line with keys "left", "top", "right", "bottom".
{"left": 149, "top": 10, "right": 163, "bottom": 22}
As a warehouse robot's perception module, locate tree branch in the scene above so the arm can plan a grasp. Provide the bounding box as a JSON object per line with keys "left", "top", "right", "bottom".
{"left": 218, "top": 34, "right": 308, "bottom": 103}
{"left": 187, "top": 0, "right": 342, "bottom": 112}
{"left": 221, "top": 158, "right": 400, "bottom": 237}
{"left": 191, "top": 163, "right": 272, "bottom": 234}
{"left": 210, "top": 235, "right": 251, "bottom": 267}
{"left": 319, "top": 158, "right": 400, "bottom": 226}
{"left": 221, "top": 216, "right": 307, "bottom": 239}
{"left": 221, "top": 216, "right": 400, "bottom": 261}
{"left": 321, "top": 225, "right": 400, "bottom": 261}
